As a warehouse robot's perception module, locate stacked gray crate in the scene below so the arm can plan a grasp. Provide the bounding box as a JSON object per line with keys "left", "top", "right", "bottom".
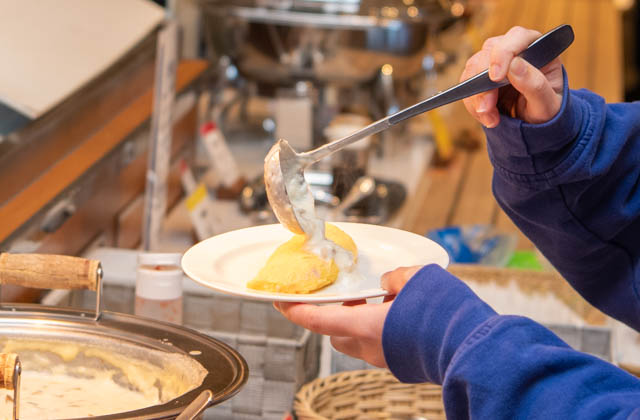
{"left": 74, "top": 284, "right": 320, "bottom": 419}
{"left": 546, "top": 324, "right": 611, "bottom": 361}
{"left": 198, "top": 296, "right": 320, "bottom": 420}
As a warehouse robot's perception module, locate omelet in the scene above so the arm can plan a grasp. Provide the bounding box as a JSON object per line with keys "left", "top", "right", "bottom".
{"left": 247, "top": 223, "right": 357, "bottom": 294}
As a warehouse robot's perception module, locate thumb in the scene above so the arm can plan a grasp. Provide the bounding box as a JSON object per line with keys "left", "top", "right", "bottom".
{"left": 380, "top": 265, "right": 423, "bottom": 294}
{"left": 507, "top": 57, "right": 562, "bottom": 123}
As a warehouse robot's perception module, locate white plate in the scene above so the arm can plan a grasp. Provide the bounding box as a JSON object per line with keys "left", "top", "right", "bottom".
{"left": 181, "top": 222, "right": 449, "bottom": 303}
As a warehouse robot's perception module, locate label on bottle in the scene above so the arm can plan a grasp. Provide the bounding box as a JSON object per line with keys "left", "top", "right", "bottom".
{"left": 185, "top": 183, "right": 220, "bottom": 240}
{"left": 201, "top": 122, "right": 241, "bottom": 188}
{"left": 135, "top": 295, "right": 183, "bottom": 324}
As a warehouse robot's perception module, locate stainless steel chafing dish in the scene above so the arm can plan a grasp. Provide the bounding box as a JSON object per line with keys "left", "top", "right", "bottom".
{"left": 0, "top": 253, "right": 248, "bottom": 420}
{"left": 200, "top": 0, "right": 466, "bottom": 86}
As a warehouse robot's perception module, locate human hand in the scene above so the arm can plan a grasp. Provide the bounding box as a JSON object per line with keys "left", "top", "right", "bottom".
{"left": 274, "top": 266, "right": 423, "bottom": 368}
{"left": 462, "top": 26, "right": 564, "bottom": 128}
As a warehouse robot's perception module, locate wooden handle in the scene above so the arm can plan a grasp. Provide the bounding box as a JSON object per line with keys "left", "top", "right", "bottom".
{"left": 0, "top": 253, "right": 100, "bottom": 291}
{"left": 0, "top": 354, "right": 18, "bottom": 390}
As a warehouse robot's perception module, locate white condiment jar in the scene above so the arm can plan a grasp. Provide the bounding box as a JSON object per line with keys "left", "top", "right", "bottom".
{"left": 134, "top": 253, "right": 183, "bottom": 324}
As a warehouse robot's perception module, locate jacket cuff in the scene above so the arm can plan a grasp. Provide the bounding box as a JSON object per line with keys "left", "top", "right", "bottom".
{"left": 485, "top": 67, "right": 585, "bottom": 176}
{"left": 382, "top": 264, "right": 497, "bottom": 384}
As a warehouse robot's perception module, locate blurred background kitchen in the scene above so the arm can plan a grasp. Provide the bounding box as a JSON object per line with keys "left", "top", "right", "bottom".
{"left": 0, "top": 0, "right": 638, "bottom": 418}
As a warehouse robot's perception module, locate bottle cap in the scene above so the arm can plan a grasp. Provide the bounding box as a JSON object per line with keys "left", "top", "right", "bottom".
{"left": 135, "top": 252, "right": 183, "bottom": 300}
{"left": 200, "top": 121, "right": 217, "bottom": 136}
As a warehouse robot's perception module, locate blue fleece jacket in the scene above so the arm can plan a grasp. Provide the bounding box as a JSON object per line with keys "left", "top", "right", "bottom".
{"left": 382, "top": 71, "right": 640, "bottom": 418}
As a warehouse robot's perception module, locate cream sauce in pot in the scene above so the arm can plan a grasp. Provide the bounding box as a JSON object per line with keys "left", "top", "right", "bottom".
{"left": 0, "top": 338, "right": 208, "bottom": 420}
{"left": 0, "top": 371, "right": 160, "bottom": 420}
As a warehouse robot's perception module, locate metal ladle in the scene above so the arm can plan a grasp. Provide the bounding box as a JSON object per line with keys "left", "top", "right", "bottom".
{"left": 265, "top": 24, "right": 574, "bottom": 234}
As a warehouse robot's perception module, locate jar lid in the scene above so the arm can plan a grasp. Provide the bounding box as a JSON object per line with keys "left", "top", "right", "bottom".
{"left": 136, "top": 253, "right": 183, "bottom": 300}
{"left": 137, "top": 252, "right": 181, "bottom": 267}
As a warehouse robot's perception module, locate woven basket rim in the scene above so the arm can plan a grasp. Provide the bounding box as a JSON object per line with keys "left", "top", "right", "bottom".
{"left": 294, "top": 369, "right": 444, "bottom": 420}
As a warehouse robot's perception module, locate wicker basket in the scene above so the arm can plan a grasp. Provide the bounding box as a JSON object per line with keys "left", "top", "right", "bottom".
{"left": 294, "top": 370, "right": 445, "bottom": 420}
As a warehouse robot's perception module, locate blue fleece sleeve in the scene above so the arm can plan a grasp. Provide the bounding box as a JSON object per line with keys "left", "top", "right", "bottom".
{"left": 485, "top": 71, "right": 640, "bottom": 330}
{"left": 383, "top": 265, "right": 640, "bottom": 419}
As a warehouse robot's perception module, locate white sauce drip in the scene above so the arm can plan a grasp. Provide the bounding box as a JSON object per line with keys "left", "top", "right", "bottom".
{"left": 284, "top": 170, "right": 363, "bottom": 287}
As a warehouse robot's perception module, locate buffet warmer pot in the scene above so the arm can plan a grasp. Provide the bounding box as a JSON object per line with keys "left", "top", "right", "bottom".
{"left": 199, "top": 0, "right": 468, "bottom": 148}
{"left": 0, "top": 253, "right": 248, "bottom": 420}
{"left": 200, "top": 0, "right": 466, "bottom": 86}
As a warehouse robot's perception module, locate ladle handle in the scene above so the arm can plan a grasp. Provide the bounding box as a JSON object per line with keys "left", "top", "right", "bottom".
{"left": 303, "top": 24, "right": 574, "bottom": 163}
{"left": 0, "top": 253, "right": 102, "bottom": 291}
{"left": 388, "top": 24, "right": 574, "bottom": 125}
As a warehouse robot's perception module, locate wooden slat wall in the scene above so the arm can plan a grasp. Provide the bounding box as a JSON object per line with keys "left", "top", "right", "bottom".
{"left": 593, "top": 0, "right": 625, "bottom": 102}
{"left": 566, "top": 0, "right": 594, "bottom": 91}
{"left": 485, "top": 0, "right": 623, "bottom": 102}
{"left": 449, "top": 143, "right": 495, "bottom": 226}
{"left": 408, "top": 0, "right": 623, "bottom": 251}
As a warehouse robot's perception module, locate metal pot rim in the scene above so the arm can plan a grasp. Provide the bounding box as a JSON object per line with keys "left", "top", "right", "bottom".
{"left": 0, "top": 303, "right": 248, "bottom": 420}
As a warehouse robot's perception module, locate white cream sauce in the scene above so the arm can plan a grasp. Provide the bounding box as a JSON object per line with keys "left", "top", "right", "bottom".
{"left": 283, "top": 167, "right": 363, "bottom": 288}
{"left": 265, "top": 143, "right": 363, "bottom": 288}
{"left": 0, "top": 371, "right": 160, "bottom": 420}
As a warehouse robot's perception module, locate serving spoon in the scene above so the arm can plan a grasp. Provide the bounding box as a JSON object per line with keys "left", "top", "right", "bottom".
{"left": 265, "top": 24, "right": 575, "bottom": 235}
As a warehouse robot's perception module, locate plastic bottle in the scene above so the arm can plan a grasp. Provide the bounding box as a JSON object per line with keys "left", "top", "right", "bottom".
{"left": 134, "top": 253, "right": 183, "bottom": 324}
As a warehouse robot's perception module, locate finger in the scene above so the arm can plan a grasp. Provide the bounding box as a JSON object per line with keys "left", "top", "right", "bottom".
{"left": 462, "top": 92, "right": 501, "bottom": 128}
{"left": 460, "top": 49, "right": 491, "bottom": 82}
{"left": 330, "top": 336, "right": 362, "bottom": 360}
{"left": 380, "top": 265, "right": 423, "bottom": 294}
{"left": 331, "top": 337, "right": 387, "bottom": 368}
{"left": 343, "top": 299, "right": 366, "bottom": 307}
{"left": 489, "top": 26, "right": 542, "bottom": 81}
{"left": 507, "top": 57, "right": 562, "bottom": 123}
{"left": 461, "top": 51, "right": 501, "bottom": 128}
{"left": 475, "top": 92, "right": 501, "bottom": 128}
{"left": 276, "top": 302, "right": 367, "bottom": 337}
{"left": 481, "top": 36, "right": 502, "bottom": 52}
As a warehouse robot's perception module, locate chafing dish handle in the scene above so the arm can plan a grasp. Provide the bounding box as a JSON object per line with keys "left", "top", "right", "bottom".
{"left": 0, "top": 353, "right": 21, "bottom": 420}
{"left": 0, "top": 253, "right": 104, "bottom": 321}
{"left": 0, "top": 253, "right": 101, "bottom": 291}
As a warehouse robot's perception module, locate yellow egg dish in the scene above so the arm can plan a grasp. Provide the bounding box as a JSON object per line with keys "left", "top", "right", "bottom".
{"left": 247, "top": 223, "right": 357, "bottom": 294}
